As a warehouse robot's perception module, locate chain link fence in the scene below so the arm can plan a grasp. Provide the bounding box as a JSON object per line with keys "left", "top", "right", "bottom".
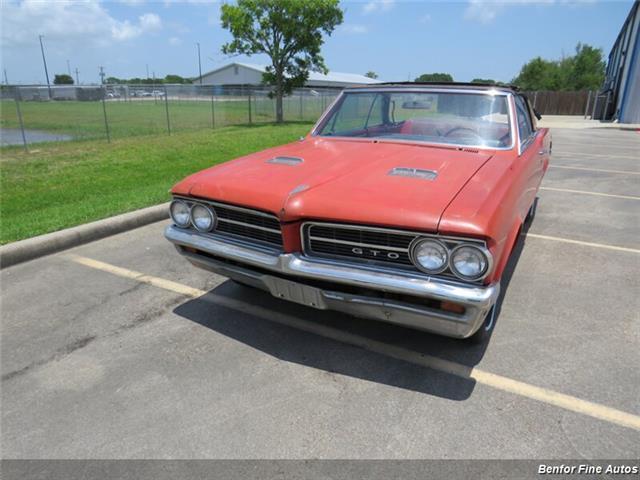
{"left": 0, "top": 84, "right": 339, "bottom": 149}
{"left": 1, "top": 85, "right": 610, "bottom": 149}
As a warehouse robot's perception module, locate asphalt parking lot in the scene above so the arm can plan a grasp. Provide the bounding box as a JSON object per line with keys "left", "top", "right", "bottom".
{"left": 1, "top": 128, "right": 639, "bottom": 459}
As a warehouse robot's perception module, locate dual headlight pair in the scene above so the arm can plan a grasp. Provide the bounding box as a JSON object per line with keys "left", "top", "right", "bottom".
{"left": 170, "top": 200, "right": 217, "bottom": 232}
{"left": 410, "top": 238, "right": 492, "bottom": 282}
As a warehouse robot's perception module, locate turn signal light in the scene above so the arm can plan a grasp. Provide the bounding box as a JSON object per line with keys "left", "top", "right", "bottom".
{"left": 441, "top": 301, "right": 465, "bottom": 314}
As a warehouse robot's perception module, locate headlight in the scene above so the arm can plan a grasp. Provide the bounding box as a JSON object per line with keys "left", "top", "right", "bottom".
{"left": 170, "top": 200, "right": 190, "bottom": 227}
{"left": 410, "top": 238, "right": 449, "bottom": 274}
{"left": 190, "top": 204, "right": 215, "bottom": 232}
{"left": 450, "top": 245, "right": 490, "bottom": 281}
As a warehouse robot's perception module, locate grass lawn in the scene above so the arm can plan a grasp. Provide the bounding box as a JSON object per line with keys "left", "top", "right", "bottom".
{"left": 0, "top": 122, "right": 313, "bottom": 244}
{"left": 0, "top": 96, "right": 331, "bottom": 141}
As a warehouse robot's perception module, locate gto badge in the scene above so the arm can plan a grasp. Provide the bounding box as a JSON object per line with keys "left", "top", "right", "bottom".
{"left": 352, "top": 247, "right": 400, "bottom": 260}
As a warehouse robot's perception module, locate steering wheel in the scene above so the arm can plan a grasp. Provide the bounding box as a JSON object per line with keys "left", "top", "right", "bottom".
{"left": 443, "top": 127, "right": 483, "bottom": 141}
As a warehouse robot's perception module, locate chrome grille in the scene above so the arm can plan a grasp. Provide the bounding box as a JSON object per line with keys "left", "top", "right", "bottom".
{"left": 180, "top": 197, "right": 282, "bottom": 248}
{"left": 303, "top": 223, "right": 416, "bottom": 269}
{"left": 302, "top": 222, "right": 488, "bottom": 282}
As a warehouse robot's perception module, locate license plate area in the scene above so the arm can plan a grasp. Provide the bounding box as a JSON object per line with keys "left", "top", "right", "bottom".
{"left": 264, "top": 276, "right": 327, "bottom": 309}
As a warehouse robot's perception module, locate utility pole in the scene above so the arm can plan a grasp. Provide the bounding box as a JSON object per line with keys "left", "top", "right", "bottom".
{"left": 3, "top": 69, "right": 8, "bottom": 85}
{"left": 99, "top": 66, "right": 105, "bottom": 85}
{"left": 197, "top": 42, "right": 202, "bottom": 85}
{"left": 38, "top": 35, "right": 52, "bottom": 97}
{"left": 146, "top": 64, "right": 149, "bottom": 80}
{"left": 67, "top": 60, "right": 71, "bottom": 77}
{"left": 75, "top": 68, "right": 80, "bottom": 85}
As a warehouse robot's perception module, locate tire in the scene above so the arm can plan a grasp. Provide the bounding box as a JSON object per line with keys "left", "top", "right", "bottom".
{"left": 525, "top": 197, "right": 538, "bottom": 224}
{"left": 467, "top": 305, "right": 496, "bottom": 344}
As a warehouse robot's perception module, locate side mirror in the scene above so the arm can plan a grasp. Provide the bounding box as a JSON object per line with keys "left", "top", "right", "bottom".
{"left": 533, "top": 108, "right": 542, "bottom": 121}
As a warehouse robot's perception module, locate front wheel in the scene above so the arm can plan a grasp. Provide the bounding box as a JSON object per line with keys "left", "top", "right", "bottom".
{"left": 468, "top": 305, "right": 496, "bottom": 344}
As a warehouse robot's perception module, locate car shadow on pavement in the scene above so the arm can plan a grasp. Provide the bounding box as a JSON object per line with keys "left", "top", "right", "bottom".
{"left": 173, "top": 222, "right": 529, "bottom": 402}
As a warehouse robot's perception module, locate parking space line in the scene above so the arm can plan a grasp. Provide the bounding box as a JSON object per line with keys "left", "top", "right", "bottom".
{"left": 540, "top": 187, "right": 640, "bottom": 201}
{"left": 68, "top": 254, "right": 204, "bottom": 298}
{"left": 68, "top": 254, "right": 640, "bottom": 432}
{"left": 549, "top": 165, "right": 640, "bottom": 175}
{"left": 554, "top": 149, "right": 639, "bottom": 159}
{"left": 525, "top": 234, "right": 640, "bottom": 254}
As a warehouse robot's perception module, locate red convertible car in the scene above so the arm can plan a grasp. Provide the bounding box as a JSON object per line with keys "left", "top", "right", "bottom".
{"left": 165, "top": 83, "right": 550, "bottom": 342}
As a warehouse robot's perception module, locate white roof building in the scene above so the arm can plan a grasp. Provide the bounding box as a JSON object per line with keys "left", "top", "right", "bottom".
{"left": 196, "top": 62, "right": 381, "bottom": 88}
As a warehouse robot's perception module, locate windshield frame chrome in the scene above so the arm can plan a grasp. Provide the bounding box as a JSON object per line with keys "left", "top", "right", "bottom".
{"left": 311, "top": 87, "right": 517, "bottom": 151}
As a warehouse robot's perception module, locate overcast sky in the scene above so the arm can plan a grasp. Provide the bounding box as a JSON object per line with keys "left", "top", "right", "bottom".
{"left": 0, "top": 0, "right": 633, "bottom": 85}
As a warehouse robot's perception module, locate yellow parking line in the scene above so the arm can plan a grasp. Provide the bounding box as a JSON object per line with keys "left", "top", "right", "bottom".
{"left": 68, "top": 254, "right": 640, "bottom": 432}
{"left": 540, "top": 187, "right": 640, "bottom": 201}
{"left": 68, "top": 254, "right": 204, "bottom": 298}
{"left": 525, "top": 234, "right": 640, "bottom": 254}
{"left": 549, "top": 165, "right": 640, "bottom": 175}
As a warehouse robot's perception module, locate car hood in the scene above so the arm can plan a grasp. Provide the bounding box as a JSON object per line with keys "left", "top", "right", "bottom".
{"left": 173, "top": 138, "right": 493, "bottom": 232}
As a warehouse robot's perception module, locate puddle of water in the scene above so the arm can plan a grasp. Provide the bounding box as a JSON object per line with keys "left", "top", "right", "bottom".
{"left": 1, "top": 128, "right": 74, "bottom": 146}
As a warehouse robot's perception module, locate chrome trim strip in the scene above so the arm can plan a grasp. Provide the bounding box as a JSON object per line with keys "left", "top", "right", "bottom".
{"left": 518, "top": 129, "right": 539, "bottom": 156}
{"left": 311, "top": 89, "right": 517, "bottom": 152}
{"left": 217, "top": 217, "right": 281, "bottom": 234}
{"left": 173, "top": 195, "right": 279, "bottom": 220}
{"left": 267, "top": 156, "right": 303, "bottom": 166}
{"left": 308, "top": 235, "right": 409, "bottom": 252}
{"left": 388, "top": 167, "right": 438, "bottom": 180}
{"left": 302, "top": 221, "right": 486, "bottom": 247}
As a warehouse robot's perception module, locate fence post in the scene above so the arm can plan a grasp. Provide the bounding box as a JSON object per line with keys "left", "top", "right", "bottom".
{"left": 164, "top": 85, "right": 171, "bottom": 135}
{"left": 210, "top": 89, "right": 215, "bottom": 129}
{"left": 604, "top": 91, "right": 611, "bottom": 120}
{"left": 299, "top": 90, "right": 303, "bottom": 120}
{"left": 248, "top": 88, "right": 252, "bottom": 125}
{"left": 13, "top": 87, "right": 28, "bottom": 151}
{"left": 533, "top": 91, "right": 538, "bottom": 109}
{"left": 101, "top": 86, "right": 111, "bottom": 143}
{"left": 584, "top": 90, "right": 592, "bottom": 119}
{"left": 591, "top": 93, "right": 599, "bottom": 120}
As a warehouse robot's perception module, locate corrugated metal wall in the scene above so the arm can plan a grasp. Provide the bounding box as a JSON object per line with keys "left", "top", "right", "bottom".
{"left": 619, "top": 30, "right": 640, "bottom": 123}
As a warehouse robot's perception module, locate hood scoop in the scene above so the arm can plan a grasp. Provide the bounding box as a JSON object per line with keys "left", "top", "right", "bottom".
{"left": 388, "top": 167, "right": 437, "bottom": 181}
{"left": 267, "top": 156, "right": 303, "bottom": 166}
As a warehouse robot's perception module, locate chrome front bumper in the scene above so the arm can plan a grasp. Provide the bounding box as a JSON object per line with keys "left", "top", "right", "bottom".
{"left": 165, "top": 225, "right": 500, "bottom": 339}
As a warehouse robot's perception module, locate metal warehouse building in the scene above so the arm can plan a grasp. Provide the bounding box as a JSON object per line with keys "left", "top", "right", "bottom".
{"left": 196, "top": 62, "right": 380, "bottom": 88}
{"left": 602, "top": 0, "right": 640, "bottom": 123}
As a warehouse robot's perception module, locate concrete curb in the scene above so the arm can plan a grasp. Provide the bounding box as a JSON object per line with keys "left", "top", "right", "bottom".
{"left": 0, "top": 202, "right": 170, "bottom": 269}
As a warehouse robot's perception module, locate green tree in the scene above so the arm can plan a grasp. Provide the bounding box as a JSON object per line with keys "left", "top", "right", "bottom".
{"left": 414, "top": 72, "right": 454, "bottom": 83}
{"left": 221, "top": 0, "right": 343, "bottom": 123}
{"left": 471, "top": 78, "right": 498, "bottom": 85}
{"left": 512, "top": 43, "right": 605, "bottom": 91}
{"left": 511, "top": 57, "right": 561, "bottom": 90}
{"left": 569, "top": 43, "right": 605, "bottom": 90}
{"left": 164, "top": 74, "right": 192, "bottom": 84}
{"left": 365, "top": 71, "right": 378, "bottom": 79}
{"left": 53, "top": 74, "right": 74, "bottom": 85}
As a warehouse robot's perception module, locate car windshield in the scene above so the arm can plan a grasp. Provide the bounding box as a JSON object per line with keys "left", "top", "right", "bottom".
{"left": 316, "top": 91, "right": 512, "bottom": 148}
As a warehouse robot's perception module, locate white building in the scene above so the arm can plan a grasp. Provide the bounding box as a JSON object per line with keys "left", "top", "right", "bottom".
{"left": 196, "top": 62, "right": 381, "bottom": 88}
